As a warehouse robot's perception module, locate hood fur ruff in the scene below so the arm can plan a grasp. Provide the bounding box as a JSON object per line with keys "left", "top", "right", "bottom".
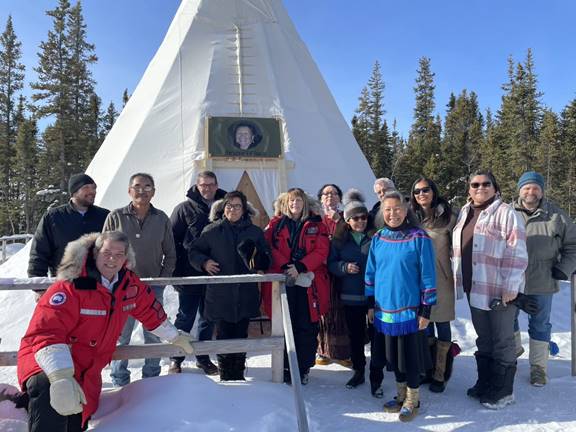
{"left": 273, "top": 192, "right": 322, "bottom": 217}
{"left": 56, "top": 232, "right": 136, "bottom": 281}
{"left": 209, "top": 198, "right": 259, "bottom": 222}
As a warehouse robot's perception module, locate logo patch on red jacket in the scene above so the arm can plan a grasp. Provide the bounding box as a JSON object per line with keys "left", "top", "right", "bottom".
{"left": 49, "top": 292, "right": 67, "bottom": 306}
{"left": 305, "top": 226, "right": 318, "bottom": 235}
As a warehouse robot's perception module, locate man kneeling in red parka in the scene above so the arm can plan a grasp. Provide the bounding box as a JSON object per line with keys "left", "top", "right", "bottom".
{"left": 17, "top": 231, "right": 194, "bottom": 432}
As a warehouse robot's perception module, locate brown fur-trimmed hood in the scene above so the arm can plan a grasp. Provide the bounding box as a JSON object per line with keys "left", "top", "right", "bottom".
{"left": 209, "top": 198, "right": 258, "bottom": 222}
{"left": 56, "top": 232, "right": 136, "bottom": 281}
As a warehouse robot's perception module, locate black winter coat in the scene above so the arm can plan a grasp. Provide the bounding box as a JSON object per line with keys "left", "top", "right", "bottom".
{"left": 28, "top": 202, "right": 109, "bottom": 277}
{"left": 170, "top": 186, "right": 226, "bottom": 294}
{"left": 328, "top": 228, "right": 372, "bottom": 306}
{"left": 188, "top": 215, "right": 270, "bottom": 323}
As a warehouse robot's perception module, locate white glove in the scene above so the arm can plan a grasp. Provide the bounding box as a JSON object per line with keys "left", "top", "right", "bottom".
{"left": 170, "top": 331, "right": 195, "bottom": 355}
{"left": 47, "top": 368, "right": 86, "bottom": 416}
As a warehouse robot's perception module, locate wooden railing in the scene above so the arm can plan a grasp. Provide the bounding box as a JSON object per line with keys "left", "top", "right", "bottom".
{"left": 0, "top": 274, "right": 310, "bottom": 432}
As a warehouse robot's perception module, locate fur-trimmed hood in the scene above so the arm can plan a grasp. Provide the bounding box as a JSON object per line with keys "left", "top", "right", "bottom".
{"left": 209, "top": 198, "right": 258, "bottom": 222}
{"left": 56, "top": 232, "right": 136, "bottom": 281}
{"left": 273, "top": 191, "right": 322, "bottom": 218}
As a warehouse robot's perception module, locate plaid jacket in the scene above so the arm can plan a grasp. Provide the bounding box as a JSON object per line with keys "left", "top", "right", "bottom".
{"left": 452, "top": 198, "right": 528, "bottom": 311}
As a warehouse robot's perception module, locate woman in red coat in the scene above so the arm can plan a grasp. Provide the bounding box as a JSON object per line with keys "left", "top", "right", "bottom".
{"left": 18, "top": 231, "right": 193, "bottom": 432}
{"left": 263, "top": 188, "right": 330, "bottom": 384}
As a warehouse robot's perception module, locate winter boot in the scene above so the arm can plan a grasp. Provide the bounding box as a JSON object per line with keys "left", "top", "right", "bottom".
{"left": 168, "top": 359, "right": 182, "bottom": 374}
{"left": 421, "top": 336, "right": 437, "bottom": 384}
{"left": 430, "top": 340, "right": 451, "bottom": 393}
{"left": 228, "top": 353, "right": 246, "bottom": 381}
{"left": 196, "top": 357, "right": 219, "bottom": 376}
{"left": 346, "top": 369, "right": 365, "bottom": 389}
{"left": 399, "top": 387, "right": 420, "bottom": 422}
{"left": 514, "top": 331, "right": 525, "bottom": 358}
{"left": 383, "top": 381, "right": 407, "bottom": 413}
{"left": 529, "top": 338, "right": 549, "bottom": 387}
{"left": 217, "top": 354, "right": 234, "bottom": 381}
{"left": 467, "top": 353, "right": 492, "bottom": 399}
{"left": 481, "top": 362, "right": 516, "bottom": 409}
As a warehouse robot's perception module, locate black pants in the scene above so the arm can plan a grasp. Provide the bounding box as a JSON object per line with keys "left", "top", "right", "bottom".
{"left": 216, "top": 318, "right": 250, "bottom": 370}
{"left": 369, "top": 330, "right": 387, "bottom": 386}
{"left": 343, "top": 305, "right": 368, "bottom": 371}
{"left": 470, "top": 303, "right": 517, "bottom": 366}
{"left": 389, "top": 332, "right": 423, "bottom": 389}
{"left": 285, "top": 285, "right": 320, "bottom": 375}
{"left": 26, "top": 372, "right": 86, "bottom": 432}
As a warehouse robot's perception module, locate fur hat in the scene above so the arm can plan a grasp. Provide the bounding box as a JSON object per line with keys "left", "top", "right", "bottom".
{"left": 343, "top": 189, "right": 368, "bottom": 221}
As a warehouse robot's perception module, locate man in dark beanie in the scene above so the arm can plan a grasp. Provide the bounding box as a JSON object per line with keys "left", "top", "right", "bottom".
{"left": 513, "top": 170, "right": 576, "bottom": 386}
{"left": 28, "top": 173, "right": 109, "bottom": 300}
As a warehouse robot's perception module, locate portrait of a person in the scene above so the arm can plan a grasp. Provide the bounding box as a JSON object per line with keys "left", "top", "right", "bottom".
{"left": 230, "top": 122, "right": 262, "bottom": 151}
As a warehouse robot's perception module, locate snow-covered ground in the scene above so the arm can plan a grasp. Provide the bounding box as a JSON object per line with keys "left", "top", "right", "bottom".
{"left": 0, "top": 247, "right": 574, "bottom": 431}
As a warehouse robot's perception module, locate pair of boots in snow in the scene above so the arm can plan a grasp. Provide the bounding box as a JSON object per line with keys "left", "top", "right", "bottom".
{"left": 383, "top": 382, "right": 420, "bottom": 422}
{"left": 426, "top": 337, "right": 459, "bottom": 393}
{"left": 467, "top": 352, "right": 516, "bottom": 409}
{"left": 514, "top": 331, "right": 549, "bottom": 386}
{"left": 217, "top": 353, "right": 246, "bottom": 381}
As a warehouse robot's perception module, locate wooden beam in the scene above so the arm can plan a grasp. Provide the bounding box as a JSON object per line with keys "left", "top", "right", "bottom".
{"left": 0, "top": 337, "right": 285, "bottom": 367}
{"left": 0, "top": 274, "right": 286, "bottom": 291}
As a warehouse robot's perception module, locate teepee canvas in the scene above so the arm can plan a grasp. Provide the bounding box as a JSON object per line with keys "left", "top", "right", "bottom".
{"left": 86, "top": 0, "right": 375, "bottom": 215}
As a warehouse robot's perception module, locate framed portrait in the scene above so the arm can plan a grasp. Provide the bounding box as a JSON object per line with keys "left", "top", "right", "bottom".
{"left": 207, "top": 116, "right": 283, "bottom": 158}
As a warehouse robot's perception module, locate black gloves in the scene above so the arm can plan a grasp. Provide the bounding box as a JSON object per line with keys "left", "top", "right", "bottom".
{"left": 511, "top": 293, "right": 539, "bottom": 315}
{"left": 552, "top": 267, "right": 568, "bottom": 281}
{"left": 490, "top": 293, "right": 539, "bottom": 315}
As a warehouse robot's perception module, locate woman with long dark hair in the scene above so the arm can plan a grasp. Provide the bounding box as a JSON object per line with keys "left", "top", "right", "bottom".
{"left": 410, "top": 177, "right": 457, "bottom": 393}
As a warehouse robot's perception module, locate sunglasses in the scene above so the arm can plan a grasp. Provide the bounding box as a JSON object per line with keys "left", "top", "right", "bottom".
{"left": 350, "top": 215, "right": 367, "bottom": 222}
{"left": 413, "top": 187, "right": 431, "bottom": 195}
{"left": 470, "top": 181, "right": 492, "bottom": 189}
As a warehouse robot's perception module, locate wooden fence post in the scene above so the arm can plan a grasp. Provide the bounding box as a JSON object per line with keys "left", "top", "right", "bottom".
{"left": 270, "top": 280, "right": 284, "bottom": 383}
{"left": 570, "top": 273, "right": 576, "bottom": 376}
{"left": 280, "top": 282, "right": 310, "bottom": 432}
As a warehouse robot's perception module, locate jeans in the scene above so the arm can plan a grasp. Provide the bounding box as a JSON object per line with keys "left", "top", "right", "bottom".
{"left": 171, "top": 289, "right": 215, "bottom": 364}
{"left": 513, "top": 293, "right": 553, "bottom": 342}
{"left": 110, "top": 286, "right": 164, "bottom": 386}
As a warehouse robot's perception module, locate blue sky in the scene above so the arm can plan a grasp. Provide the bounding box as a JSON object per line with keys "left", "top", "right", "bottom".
{"left": 1, "top": 0, "right": 575, "bottom": 137}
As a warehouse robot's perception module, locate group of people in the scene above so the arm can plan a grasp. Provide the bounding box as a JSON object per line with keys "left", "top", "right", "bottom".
{"left": 15, "top": 167, "right": 576, "bottom": 430}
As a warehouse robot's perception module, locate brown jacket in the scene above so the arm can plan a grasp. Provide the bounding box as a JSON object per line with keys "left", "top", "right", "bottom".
{"left": 421, "top": 205, "right": 456, "bottom": 322}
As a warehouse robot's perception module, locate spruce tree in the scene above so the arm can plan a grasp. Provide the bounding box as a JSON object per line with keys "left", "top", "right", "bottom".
{"left": 395, "top": 57, "right": 440, "bottom": 193}
{"left": 0, "top": 15, "right": 25, "bottom": 233}
{"left": 560, "top": 99, "right": 576, "bottom": 217}
{"left": 101, "top": 101, "right": 118, "bottom": 138}
{"left": 122, "top": 88, "right": 130, "bottom": 107}
{"left": 14, "top": 114, "right": 39, "bottom": 232}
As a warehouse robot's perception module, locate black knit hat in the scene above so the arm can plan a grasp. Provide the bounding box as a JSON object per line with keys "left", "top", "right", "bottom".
{"left": 68, "top": 173, "right": 95, "bottom": 195}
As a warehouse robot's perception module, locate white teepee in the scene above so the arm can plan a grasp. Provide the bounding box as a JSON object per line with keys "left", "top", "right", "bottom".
{"left": 87, "top": 0, "right": 375, "bottom": 216}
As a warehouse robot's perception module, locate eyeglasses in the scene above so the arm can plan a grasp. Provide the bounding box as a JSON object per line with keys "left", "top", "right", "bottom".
{"left": 470, "top": 181, "right": 492, "bottom": 189}
{"left": 350, "top": 215, "right": 367, "bottom": 221}
{"left": 225, "top": 203, "right": 243, "bottom": 211}
{"left": 413, "top": 187, "right": 431, "bottom": 195}
{"left": 197, "top": 183, "right": 216, "bottom": 189}
{"left": 130, "top": 186, "right": 154, "bottom": 193}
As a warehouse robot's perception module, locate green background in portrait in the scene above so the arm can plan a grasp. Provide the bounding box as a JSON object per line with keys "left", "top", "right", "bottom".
{"left": 208, "top": 117, "right": 283, "bottom": 158}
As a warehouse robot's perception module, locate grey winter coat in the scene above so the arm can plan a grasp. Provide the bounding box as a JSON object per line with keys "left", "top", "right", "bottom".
{"left": 103, "top": 204, "right": 176, "bottom": 278}
{"left": 513, "top": 197, "right": 576, "bottom": 295}
{"left": 328, "top": 227, "right": 372, "bottom": 306}
{"left": 420, "top": 204, "right": 456, "bottom": 322}
{"left": 188, "top": 200, "right": 271, "bottom": 323}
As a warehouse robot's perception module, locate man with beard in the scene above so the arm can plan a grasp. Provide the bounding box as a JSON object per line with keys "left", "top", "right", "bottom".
{"left": 28, "top": 174, "right": 109, "bottom": 300}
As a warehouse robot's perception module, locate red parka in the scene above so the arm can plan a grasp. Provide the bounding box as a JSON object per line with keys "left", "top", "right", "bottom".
{"left": 262, "top": 214, "right": 330, "bottom": 322}
{"left": 18, "top": 234, "right": 167, "bottom": 427}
